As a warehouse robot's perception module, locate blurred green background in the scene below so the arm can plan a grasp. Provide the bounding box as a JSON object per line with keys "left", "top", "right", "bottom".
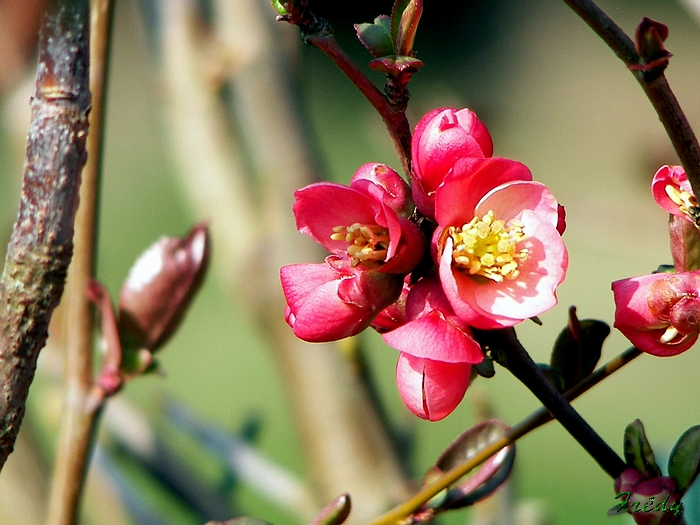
{"left": 1, "top": 1, "right": 700, "bottom": 524}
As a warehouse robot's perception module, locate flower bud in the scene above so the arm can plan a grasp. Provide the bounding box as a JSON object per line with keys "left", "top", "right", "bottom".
{"left": 411, "top": 107, "right": 493, "bottom": 217}
{"left": 629, "top": 476, "right": 681, "bottom": 525}
{"left": 613, "top": 272, "right": 700, "bottom": 357}
{"left": 118, "top": 223, "right": 210, "bottom": 352}
{"left": 395, "top": 352, "right": 471, "bottom": 421}
{"left": 350, "top": 163, "right": 413, "bottom": 217}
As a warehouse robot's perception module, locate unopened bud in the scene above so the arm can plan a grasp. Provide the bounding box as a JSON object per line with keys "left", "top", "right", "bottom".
{"left": 118, "top": 223, "right": 210, "bottom": 352}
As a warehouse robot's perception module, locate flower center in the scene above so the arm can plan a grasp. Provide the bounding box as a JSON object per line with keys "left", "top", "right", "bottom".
{"left": 448, "top": 210, "right": 528, "bottom": 283}
{"left": 331, "top": 223, "right": 389, "bottom": 268}
{"left": 665, "top": 184, "right": 700, "bottom": 220}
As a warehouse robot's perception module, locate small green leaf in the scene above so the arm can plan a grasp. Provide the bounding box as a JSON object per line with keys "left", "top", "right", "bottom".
{"left": 424, "top": 419, "right": 515, "bottom": 510}
{"left": 354, "top": 16, "right": 393, "bottom": 58}
{"left": 624, "top": 420, "right": 662, "bottom": 477}
{"left": 550, "top": 307, "right": 609, "bottom": 390}
{"left": 474, "top": 356, "right": 495, "bottom": 378}
{"left": 390, "top": 0, "right": 411, "bottom": 45}
{"left": 537, "top": 363, "right": 565, "bottom": 392}
{"left": 269, "top": 0, "right": 288, "bottom": 16}
{"left": 668, "top": 426, "right": 700, "bottom": 491}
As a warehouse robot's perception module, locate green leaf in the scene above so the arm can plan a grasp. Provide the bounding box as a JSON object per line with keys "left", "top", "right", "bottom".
{"left": 390, "top": 0, "right": 410, "bottom": 45}
{"left": 624, "top": 420, "right": 662, "bottom": 477}
{"left": 474, "top": 356, "right": 495, "bottom": 378}
{"left": 269, "top": 0, "right": 288, "bottom": 15}
{"left": 354, "top": 16, "right": 393, "bottom": 58}
{"left": 550, "top": 307, "right": 609, "bottom": 390}
{"left": 668, "top": 426, "right": 700, "bottom": 491}
{"left": 537, "top": 363, "right": 565, "bottom": 392}
{"left": 424, "top": 419, "right": 515, "bottom": 510}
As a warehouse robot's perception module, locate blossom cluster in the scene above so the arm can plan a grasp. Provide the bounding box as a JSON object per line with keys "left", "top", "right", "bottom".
{"left": 281, "top": 108, "right": 568, "bottom": 420}
{"left": 613, "top": 166, "right": 700, "bottom": 357}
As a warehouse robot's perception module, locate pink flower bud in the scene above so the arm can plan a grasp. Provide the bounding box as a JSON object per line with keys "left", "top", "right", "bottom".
{"left": 118, "top": 223, "right": 210, "bottom": 352}
{"left": 411, "top": 107, "right": 493, "bottom": 217}
{"left": 629, "top": 477, "right": 681, "bottom": 525}
{"left": 613, "top": 272, "right": 700, "bottom": 357}
{"left": 395, "top": 352, "right": 471, "bottom": 421}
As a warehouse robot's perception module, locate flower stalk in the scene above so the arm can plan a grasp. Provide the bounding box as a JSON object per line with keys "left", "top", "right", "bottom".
{"left": 477, "top": 328, "right": 627, "bottom": 479}
{"left": 563, "top": 0, "right": 700, "bottom": 200}
{"left": 46, "top": 0, "right": 114, "bottom": 523}
{"left": 365, "top": 345, "right": 641, "bottom": 525}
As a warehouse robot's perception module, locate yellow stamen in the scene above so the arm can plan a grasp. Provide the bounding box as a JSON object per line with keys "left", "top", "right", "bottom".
{"left": 665, "top": 184, "right": 698, "bottom": 218}
{"left": 331, "top": 223, "right": 389, "bottom": 268}
{"left": 448, "top": 210, "right": 528, "bottom": 282}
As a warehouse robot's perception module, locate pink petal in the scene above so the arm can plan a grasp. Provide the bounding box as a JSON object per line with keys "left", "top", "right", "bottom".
{"left": 293, "top": 183, "right": 378, "bottom": 254}
{"left": 395, "top": 353, "right": 471, "bottom": 421}
{"left": 382, "top": 310, "right": 483, "bottom": 363}
{"left": 350, "top": 163, "right": 412, "bottom": 216}
{"left": 476, "top": 181, "right": 560, "bottom": 228}
{"left": 651, "top": 165, "right": 692, "bottom": 219}
{"left": 280, "top": 263, "right": 370, "bottom": 342}
{"left": 435, "top": 158, "right": 532, "bottom": 227}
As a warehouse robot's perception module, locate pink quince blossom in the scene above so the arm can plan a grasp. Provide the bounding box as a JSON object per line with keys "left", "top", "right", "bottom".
{"left": 612, "top": 271, "right": 700, "bottom": 357}
{"left": 281, "top": 256, "right": 403, "bottom": 342}
{"left": 411, "top": 107, "right": 493, "bottom": 218}
{"left": 292, "top": 163, "right": 424, "bottom": 274}
{"left": 381, "top": 275, "right": 483, "bottom": 420}
{"left": 651, "top": 165, "right": 697, "bottom": 222}
{"left": 433, "top": 157, "right": 568, "bottom": 329}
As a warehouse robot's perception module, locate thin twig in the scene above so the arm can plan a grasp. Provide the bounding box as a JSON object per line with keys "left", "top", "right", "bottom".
{"left": 0, "top": 0, "right": 90, "bottom": 473}
{"left": 46, "top": 0, "right": 114, "bottom": 523}
{"left": 304, "top": 34, "right": 413, "bottom": 177}
{"left": 365, "top": 346, "right": 642, "bottom": 525}
{"left": 563, "top": 0, "right": 700, "bottom": 197}
{"left": 482, "top": 329, "right": 626, "bottom": 479}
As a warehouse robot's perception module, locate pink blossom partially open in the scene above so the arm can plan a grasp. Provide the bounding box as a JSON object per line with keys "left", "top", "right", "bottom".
{"left": 612, "top": 271, "right": 700, "bottom": 357}
{"left": 651, "top": 165, "right": 696, "bottom": 221}
{"left": 411, "top": 107, "right": 493, "bottom": 218}
{"left": 292, "top": 167, "right": 424, "bottom": 274}
{"left": 395, "top": 352, "right": 472, "bottom": 421}
{"left": 381, "top": 275, "right": 482, "bottom": 421}
{"left": 434, "top": 158, "right": 568, "bottom": 328}
{"left": 281, "top": 256, "right": 403, "bottom": 342}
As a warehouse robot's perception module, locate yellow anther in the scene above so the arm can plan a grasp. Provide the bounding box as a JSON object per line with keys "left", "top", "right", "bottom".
{"left": 448, "top": 210, "right": 528, "bottom": 282}
{"left": 331, "top": 222, "right": 389, "bottom": 268}
{"left": 665, "top": 184, "right": 698, "bottom": 218}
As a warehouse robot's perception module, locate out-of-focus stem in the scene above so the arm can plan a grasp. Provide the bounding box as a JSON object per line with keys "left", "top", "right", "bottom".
{"left": 0, "top": 0, "right": 90, "bottom": 474}
{"left": 366, "top": 346, "right": 642, "bottom": 525}
{"left": 563, "top": 0, "right": 700, "bottom": 198}
{"left": 46, "top": 1, "right": 114, "bottom": 524}
{"left": 213, "top": 1, "right": 413, "bottom": 520}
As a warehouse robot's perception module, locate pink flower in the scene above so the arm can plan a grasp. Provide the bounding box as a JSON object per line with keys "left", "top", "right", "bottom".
{"left": 381, "top": 275, "right": 483, "bottom": 420}
{"left": 652, "top": 165, "right": 697, "bottom": 222}
{"left": 411, "top": 107, "right": 493, "bottom": 218}
{"left": 433, "top": 157, "right": 568, "bottom": 329}
{"left": 281, "top": 256, "right": 403, "bottom": 342}
{"left": 612, "top": 271, "right": 700, "bottom": 357}
{"left": 292, "top": 164, "right": 424, "bottom": 274}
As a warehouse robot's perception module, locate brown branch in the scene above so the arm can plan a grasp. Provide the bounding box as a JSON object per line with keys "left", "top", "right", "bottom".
{"left": 0, "top": 0, "right": 90, "bottom": 473}
{"left": 46, "top": 0, "right": 114, "bottom": 523}
{"left": 564, "top": 0, "right": 700, "bottom": 198}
